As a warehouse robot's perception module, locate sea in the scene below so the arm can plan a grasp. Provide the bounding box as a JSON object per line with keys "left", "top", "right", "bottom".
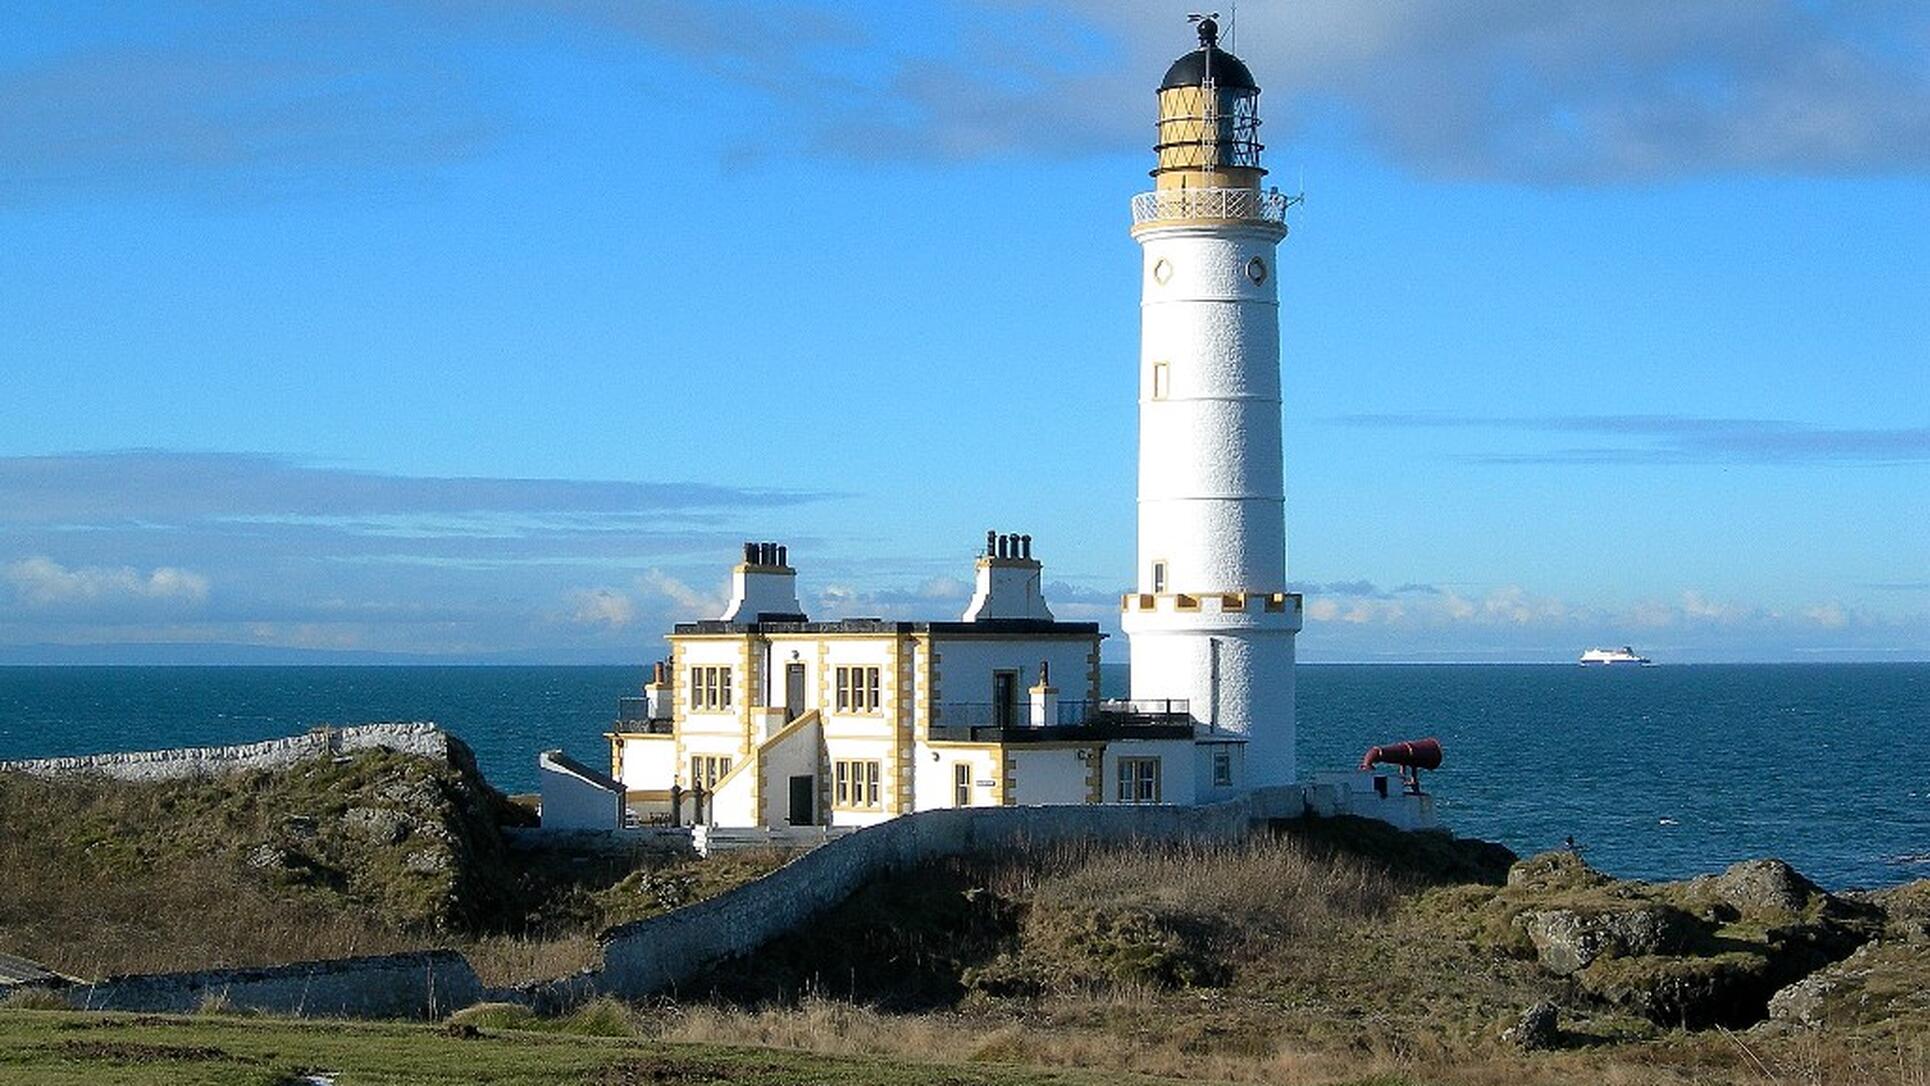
{"left": 1, "top": 663, "right": 1924, "bottom": 891}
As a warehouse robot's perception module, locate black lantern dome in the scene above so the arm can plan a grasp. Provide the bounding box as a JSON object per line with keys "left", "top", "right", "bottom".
{"left": 1159, "top": 18, "right": 1258, "bottom": 91}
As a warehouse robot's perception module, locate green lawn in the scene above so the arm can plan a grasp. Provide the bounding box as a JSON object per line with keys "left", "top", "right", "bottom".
{"left": 0, "top": 1009, "right": 1298, "bottom": 1086}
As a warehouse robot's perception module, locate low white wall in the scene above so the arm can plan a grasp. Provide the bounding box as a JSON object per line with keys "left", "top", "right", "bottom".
{"left": 539, "top": 753, "right": 625, "bottom": 831}
{"left": 0, "top": 723, "right": 449, "bottom": 782}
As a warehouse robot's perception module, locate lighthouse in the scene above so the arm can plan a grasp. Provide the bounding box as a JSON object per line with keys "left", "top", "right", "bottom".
{"left": 1119, "top": 17, "right": 1303, "bottom": 788}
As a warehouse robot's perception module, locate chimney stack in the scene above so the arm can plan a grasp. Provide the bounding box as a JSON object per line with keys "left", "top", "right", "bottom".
{"left": 963, "top": 530, "right": 1053, "bottom": 621}
{"left": 721, "top": 541, "right": 806, "bottom": 622}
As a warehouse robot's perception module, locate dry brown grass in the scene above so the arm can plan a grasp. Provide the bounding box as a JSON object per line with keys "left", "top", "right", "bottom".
{"left": 0, "top": 828, "right": 423, "bottom": 976}
{"left": 0, "top": 765, "right": 789, "bottom": 983}
{"left": 654, "top": 830, "right": 1927, "bottom": 1086}
{"left": 641, "top": 995, "right": 1930, "bottom": 1086}
{"left": 464, "top": 933, "right": 603, "bottom": 987}
{"left": 1020, "top": 835, "right": 1401, "bottom": 933}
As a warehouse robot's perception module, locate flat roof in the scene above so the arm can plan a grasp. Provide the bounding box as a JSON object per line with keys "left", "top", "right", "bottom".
{"left": 671, "top": 618, "right": 1103, "bottom": 638}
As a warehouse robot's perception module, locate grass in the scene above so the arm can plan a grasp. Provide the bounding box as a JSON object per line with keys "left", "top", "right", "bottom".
{"left": 667, "top": 822, "right": 1929, "bottom": 1086}
{"left": 0, "top": 1007, "right": 1260, "bottom": 1086}
{"left": 7, "top": 753, "right": 1927, "bottom": 1086}
{"left": 0, "top": 755, "right": 789, "bottom": 986}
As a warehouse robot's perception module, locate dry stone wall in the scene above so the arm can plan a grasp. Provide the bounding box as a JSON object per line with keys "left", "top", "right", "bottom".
{"left": 569, "top": 785, "right": 1308, "bottom": 1004}
{"left": 62, "top": 951, "right": 483, "bottom": 1018}
{"left": 0, "top": 722, "right": 449, "bottom": 782}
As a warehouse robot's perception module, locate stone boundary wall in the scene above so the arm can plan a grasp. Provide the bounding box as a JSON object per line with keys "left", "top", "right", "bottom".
{"left": 0, "top": 722, "right": 449, "bottom": 782}
{"left": 57, "top": 950, "right": 483, "bottom": 1018}
{"left": 536, "top": 784, "right": 1312, "bottom": 1007}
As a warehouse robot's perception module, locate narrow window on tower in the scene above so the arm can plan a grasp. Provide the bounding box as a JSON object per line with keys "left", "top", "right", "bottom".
{"left": 1151, "top": 561, "right": 1168, "bottom": 594}
{"left": 1151, "top": 361, "right": 1170, "bottom": 400}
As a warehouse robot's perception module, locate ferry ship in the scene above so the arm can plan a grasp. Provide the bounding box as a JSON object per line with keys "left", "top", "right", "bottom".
{"left": 1579, "top": 646, "right": 1652, "bottom": 666}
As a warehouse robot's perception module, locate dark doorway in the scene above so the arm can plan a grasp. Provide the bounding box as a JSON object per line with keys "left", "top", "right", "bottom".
{"left": 993, "top": 670, "right": 1018, "bottom": 729}
{"left": 785, "top": 663, "right": 807, "bottom": 722}
{"left": 788, "top": 774, "right": 815, "bottom": 825}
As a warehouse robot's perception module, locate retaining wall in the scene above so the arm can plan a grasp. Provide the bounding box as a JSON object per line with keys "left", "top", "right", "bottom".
{"left": 62, "top": 950, "right": 483, "bottom": 1018}
{"left": 0, "top": 722, "right": 449, "bottom": 782}
{"left": 567, "top": 784, "right": 1310, "bottom": 1004}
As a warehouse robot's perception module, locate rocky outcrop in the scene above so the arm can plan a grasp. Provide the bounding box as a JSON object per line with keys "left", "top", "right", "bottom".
{"left": 1490, "top": 853, "right": 1892, "bottom": 1031}
{"left": 1768, "top": 940, "right": 1930, "bottom": 1030}
{"left": 1502, "top": 1001, "right": 1560, "bottom": 1050}
{"left": 1687, "top": 858, "right": 1821, "bottom": 915}
{"left": 1506, "top": 850, "right": 1610, "bottom": 895}
{"left": 1517, "top": 905, "right": 1699, "bottom": 975}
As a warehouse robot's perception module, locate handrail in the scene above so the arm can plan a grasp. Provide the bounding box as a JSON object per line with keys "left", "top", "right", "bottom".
{"left": 1131, "top": 187, "right": 1291, "bottom": 227}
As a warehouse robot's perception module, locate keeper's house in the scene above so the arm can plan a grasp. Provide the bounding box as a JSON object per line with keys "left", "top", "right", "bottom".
{"left": 608, "top": 535, "right": 1252, "bottom": 828}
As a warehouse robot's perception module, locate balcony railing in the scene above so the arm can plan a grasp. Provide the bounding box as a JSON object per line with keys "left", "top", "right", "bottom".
{"left": 1096, "top": 698, "right": 1192, "bottom": 722}
{"left": 927, "top": 698, "right": 1194, "bottom": 741}
{"left": 1130, "top": 187, "right": 1291, "bottom": 227}
{"left": 931, "top": 701, "right": 1090, "bottom": 728}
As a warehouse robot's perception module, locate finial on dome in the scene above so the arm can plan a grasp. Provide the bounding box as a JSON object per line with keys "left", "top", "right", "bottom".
{"left": 1189, "top": 12, "right": 1221, "bottom": 49}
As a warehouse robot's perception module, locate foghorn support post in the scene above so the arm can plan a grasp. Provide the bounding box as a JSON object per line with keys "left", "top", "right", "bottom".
{"left": 1359, "top": 737, "right": 1443, "bottom": 796}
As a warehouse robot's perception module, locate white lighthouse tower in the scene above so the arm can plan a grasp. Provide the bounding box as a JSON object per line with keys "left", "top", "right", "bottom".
{"left": 1120, "top": 16, "right": 1303, "bottom": 788}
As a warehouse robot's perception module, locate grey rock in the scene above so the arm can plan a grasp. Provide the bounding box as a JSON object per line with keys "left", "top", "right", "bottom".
{"left": 1767, "top": 942, "right": 1879, "bottom": 1028}
{"left": 1507, "top": 851, "right": 1610, "bottom": 894}
{"left": 246, "top": 843, "right": 294, "bottom": 870}
{"left": 1703, "top": 859, "right": 1820, "bottom": 915}
{"left": 403, "top": 849, "right": 451, "bottom": 875}
{"left": 344, "top": 806, "right": 412, "bottom": 845}
{"left": 1502, "top": 1000, "right": 1559, "bottom": 1051}
{"left": 1519, "top": 906, "right": 1698, "bottom": 975}
{"left": 1767, "top": 972, "right": 1833, "bottom": 1027}
{"left": 378, "top": 779, "right": 442, "bottom": 811}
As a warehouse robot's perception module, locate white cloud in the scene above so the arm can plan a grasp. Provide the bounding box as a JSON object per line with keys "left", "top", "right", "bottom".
{"left": 1805, "top": 602, "right": 1851, "bottom": 629}
{"left": 567, "top": 587, "right": 636, "bottom": 629}
{"left": 4, "top": 556, "right": 209, "bottom": 607}
{"left": 1296, "top": 581, "right": 1901, "bottom": 639}
{"left": 636, "top": 569, "right": 725, "bottom": 617}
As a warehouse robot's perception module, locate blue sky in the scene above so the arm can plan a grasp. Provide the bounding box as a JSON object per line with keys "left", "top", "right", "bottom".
{"left": 2, "top": 1, "right": 1925, "bottom": 663}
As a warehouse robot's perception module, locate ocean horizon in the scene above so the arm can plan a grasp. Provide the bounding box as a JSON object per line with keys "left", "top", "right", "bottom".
{"left": 2, "top": 662, "right": 1924, "bottom": 891}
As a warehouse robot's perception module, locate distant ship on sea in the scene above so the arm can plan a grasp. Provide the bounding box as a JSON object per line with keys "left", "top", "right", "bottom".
{"left": 1580, "top": 646, "right": 1653, "bottom": 666}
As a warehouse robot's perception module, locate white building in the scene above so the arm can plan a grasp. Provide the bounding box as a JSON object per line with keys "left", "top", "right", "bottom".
{"left": 607, "top": 19, "right": 1326, "bottom": 830}
{"left": 609, "top": 537, "right": 1247, "bottom": 828}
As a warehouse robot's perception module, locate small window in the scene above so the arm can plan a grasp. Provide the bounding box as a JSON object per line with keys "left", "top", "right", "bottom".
{"left": 1151, "top": 561, "right": 1168, "bottom": 594}
{"left": 833, "top": 759, "right": 883, "bottom": 809}
{"left": 834, "top": 666, "right": 881, "bottom": 713}
{"left": 687, "top": 666, "right": 732, "bottom": 711}
{"left": 1117, "top": 757, "right": 1161, "bottom": 804}
{"left": 1212, "top": 748, "right": 1232, "bottom": 788}
{"left": 1151, "top": 361, "right": 1170, "bottom": 400}
{"left": 689, "top": 755, "right": 732, "bottom": 789}
{"left": 954, "top": 762, "right": 971, "bottom": 807}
